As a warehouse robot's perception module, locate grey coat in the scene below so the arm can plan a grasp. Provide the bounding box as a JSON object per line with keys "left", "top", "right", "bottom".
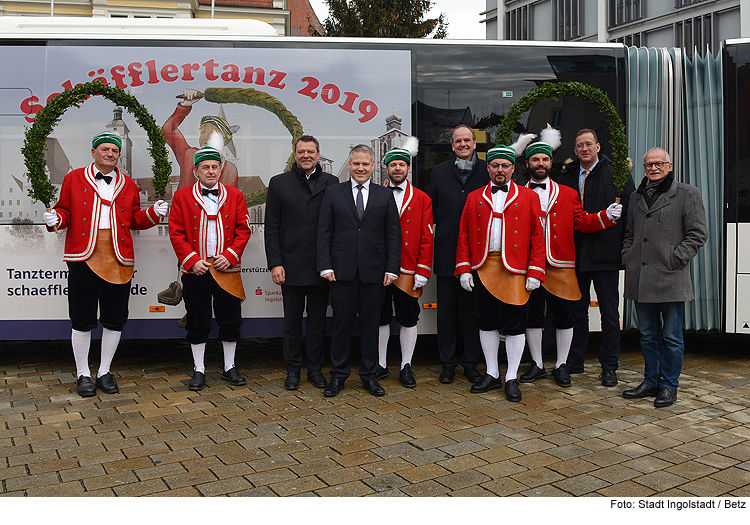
{"left": 621, "top": 176, "right": 708, "bottom": 303}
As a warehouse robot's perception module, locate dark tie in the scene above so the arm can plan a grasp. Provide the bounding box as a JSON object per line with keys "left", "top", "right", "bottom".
{"left": 202, "top": 188, "right": 219, "bottom": 197}
{"left": 491, "top": 184, "right": 508, "bottom": 194}
{"left": 529, "top": 182, "right": 546, "bottom": 190}
{"left": 355, "top": 185, "right": 365, "bottom": 220}
{"left": 391, "top": 185, "right": 403, "bottom": 192}
{"left": 95, "top": 172, "right": 112, "bottom": 185}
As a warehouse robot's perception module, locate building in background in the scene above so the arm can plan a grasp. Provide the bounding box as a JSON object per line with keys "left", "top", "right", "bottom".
{"left": 0, "top": 0, "right": 323, "bottom": 36}
{"left": 481, "top": 0, "right": 745, "bottom": 55}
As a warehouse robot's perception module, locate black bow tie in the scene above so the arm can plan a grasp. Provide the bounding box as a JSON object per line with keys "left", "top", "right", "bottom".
{"left": 529, "top": 182, "right": 547, "bottom": 190}
{"left": 95, "top": 172, "right": 112, "bottom": 185}
{"left": 201, "top": 188, "right": 219, "bottom": 197}
{"left": 391, "top": 185, "right": 404, "bottom": 192}
{"left": 491, "top": 184, "right": 508, "bottom": 194}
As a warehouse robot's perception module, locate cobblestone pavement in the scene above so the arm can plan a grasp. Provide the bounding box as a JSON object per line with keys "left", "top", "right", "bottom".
{"left": 1, "top": 332, "right": 749, "bottom": 497}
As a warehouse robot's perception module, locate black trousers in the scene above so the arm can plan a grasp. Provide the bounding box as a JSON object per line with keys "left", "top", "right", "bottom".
{"left": 436, "top": 274, "right": 481, "bottom": 369}
{"left": 568, "top": 269, "right": 621, "bottom": 370}
{"left": 527, "top": 287, "right": 575, "bottom": 329}
{"left": 379, "top": 283, "right": 420, "bottom": 328}
{"left": 328, "top": 273, "right": 385, "bottom": 382}
{"left": 472, "top": 271, "right": 528, "bottom": 336}
{"left": 182, "top": 272, "right": 242, "bottom": 344}
{"left": 281, "top": 282, "right": 329, "bottom": 373}
{"left": 67, "top": 261, "right": 130, "bottom": 332}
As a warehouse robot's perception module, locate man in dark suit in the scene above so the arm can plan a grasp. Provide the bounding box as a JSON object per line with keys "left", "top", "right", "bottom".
{"left": 317, "top": 144, "right": 401, "bottom": 397}
{"left": 428, "top": 125, "right": 488, "bottom": 384}
{"left": 265, "top": 135, "right": 338, "bottom": 391}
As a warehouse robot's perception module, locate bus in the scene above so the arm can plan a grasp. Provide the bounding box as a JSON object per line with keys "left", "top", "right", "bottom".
{"left": 3, "top": 17, "right": 736, "bottom": 340}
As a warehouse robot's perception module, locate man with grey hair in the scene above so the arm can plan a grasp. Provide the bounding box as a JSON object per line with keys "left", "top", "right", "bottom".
{"left": 621, "top": 147, "right": 707, "bottom": 407}
{"left": 317, "top": 144, "right": 401, "bottom": 397}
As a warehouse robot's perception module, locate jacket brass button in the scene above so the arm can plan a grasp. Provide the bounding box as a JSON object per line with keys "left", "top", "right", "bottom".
{"left": 513, "top": 244, "right": 517, "bottom": 248}
{"left": 83, "top": 218, "right": 86, "bottom": 222}
{"left": 405, "top": 242, "right": 409, "bottom": 246}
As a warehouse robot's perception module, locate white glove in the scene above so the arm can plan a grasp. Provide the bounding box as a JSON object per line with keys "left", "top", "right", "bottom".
{"left": 525, "top": 277, "right": 541, "bottom": 291}
{"left": 43, "top": 210, "right": 59, "bottom": 228}
{"left": 606, "top": 203, "right": 623, "bottom": 221}
{"left": 413, "top": 274, "right": 428, "bottom": 290}
{"left": 180, "top": 88, "right": 200, "bottom": 106}
{"left": 459, "top": 273, "right": 474, "bottom": 292}
{"left": 154, "top": 200, "right": 169, "bottom": 216}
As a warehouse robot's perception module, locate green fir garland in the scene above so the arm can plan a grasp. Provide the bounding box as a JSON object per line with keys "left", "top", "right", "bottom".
{"left": 23, "top": 81, "right": 171, "bottom": 207}
{"left": 498, "top": 81, "right": 629, "bottom": 194}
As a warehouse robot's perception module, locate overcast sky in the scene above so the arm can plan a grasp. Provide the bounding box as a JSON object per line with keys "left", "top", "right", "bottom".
{"left": 308, "top": 0, "right": 487, "bottom": 40}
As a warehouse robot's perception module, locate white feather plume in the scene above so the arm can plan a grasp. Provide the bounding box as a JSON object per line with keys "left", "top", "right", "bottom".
{"left": 510, "top": 133, "right": 536, "bottom": 155}
{"left": 207, "top": 132, "right": 224, "bottom": 152}
{"left": 402, "top": 136, "right": 419, "bottom": 157}
{"left": 539, "top": 124, "right": 562, "bottom": 151}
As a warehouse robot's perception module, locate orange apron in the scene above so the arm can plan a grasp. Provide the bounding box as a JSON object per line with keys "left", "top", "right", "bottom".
{"left": 542, "top": 264, "right": 581, "bottom": 301}
{"left": 207, "top": 257, "right": 246, "bottom": 300}
{"left": 86, "top": 229, "right": 133, "bottom": 284}
{"left": 394, "top": 273, "right": 423, "bottom": 299}
{"left": 476, "top": 252, "right": 530, "bottom": 306}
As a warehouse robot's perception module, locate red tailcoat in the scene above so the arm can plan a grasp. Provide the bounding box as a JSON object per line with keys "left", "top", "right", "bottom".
{"left": 383, "top": 179, "right": 434, "bottom": 279}
{"left": 169, "top": 182, "right": 251, "bottom": 274}
{"left": 455, "top": 181, "right": 545, "bottom": 281}
{"left": 51, "top": 164, "right": 160, "bottom": 265}
{"left": 528, "top": 179, "right": 612, "bottom": 268}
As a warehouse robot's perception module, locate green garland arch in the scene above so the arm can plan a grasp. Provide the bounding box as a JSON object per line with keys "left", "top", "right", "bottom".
{"left": 23, "top": 81, "right": 171, "bottom": 207}
{"left": 202, "top": 87, "right": 304, "bottom": 172}
{"left": 498, "top": 81, "right": 629, "bottom": 193}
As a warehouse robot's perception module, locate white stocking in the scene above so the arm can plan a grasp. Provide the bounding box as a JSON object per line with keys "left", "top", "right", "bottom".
{"left": 555, "top": 328, "right": 573, "bottom": 369}
{"left": 504, "top": 334, "right": 526, "bottom": 381}
{"left": 222, "top": 340, "right": 237, "bottom": 372}
{"left": 72, "top": 329, "right": 92, "bottom": 378}
{"left": 525, "top": 327, "right": 544, "bottom": 369}
{"left": 191, "top": 343, "right": 206, "bottom": 373}
{"left": 399, "top": 325, "right": 418, "bottom": 369}
{"left": 378, "top": 325, "right": 390, "bottom": 368}
{"left": 97, "top": 328, "right": 121, "bottom": 378}
{"left": 479, "top": 330, "right": 500, "bottom": 379}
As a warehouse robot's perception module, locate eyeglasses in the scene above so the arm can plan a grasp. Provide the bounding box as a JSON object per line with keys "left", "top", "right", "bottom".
{"left": 489, "top": 163, "right": 513, "bottom": 170}
{"left": 643, "top": 161, "right": 668, "bottom": 169}
{"left": 575, "top": 142, "right": 596, "bottom": 150}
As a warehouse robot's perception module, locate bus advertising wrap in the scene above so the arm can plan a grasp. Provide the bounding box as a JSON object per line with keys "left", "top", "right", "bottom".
{"left": 0, "top": 44, "right": 412, "bottom": 338}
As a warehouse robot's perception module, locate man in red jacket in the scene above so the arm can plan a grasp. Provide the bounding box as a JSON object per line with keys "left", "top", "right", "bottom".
{"left": 378, "top": 140, "right": 434, "bottom": 387}
{"left": 455, "top": 143, "right": 545, "bottom": 402}
{"left": 43, "top": 131, "right": 167, "bottom": 397}
{"left": 519, "top": 129, "right": 621, "bottom": 388}
{"left": 169, "top": 143, "right": 252, "bottom": 391}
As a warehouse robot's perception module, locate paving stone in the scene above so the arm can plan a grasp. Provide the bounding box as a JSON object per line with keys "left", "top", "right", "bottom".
{"left": 401, "top": 479, "right": 451, "bottom": 496}
{"left": 680, "top": 477, "right": 734, "bottom": 496}
{"left": 270, "top": 474, "right": 326, "bottom": 496}
{"left": 553, "top": 473, "right": 610, "bottom": 495}
{"left": 435, "top": 469, "right": 490, "bottom": 491}
{"left": 633, "top": 471, "right": 689, "bottom": 492}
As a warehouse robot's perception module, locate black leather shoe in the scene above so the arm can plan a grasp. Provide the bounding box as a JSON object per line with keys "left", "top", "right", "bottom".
{"left": 439, "top": 367, "right": 456, "bottom": 384}
{"left": 323, "top": 378, "right": 345, "bottom": 397}
{"left": 470, "top": 374, "right": 503, "bottom": 393}
{"left": 463, "top": 366, "right": 482, "bottom": 383}
{"left": 284, "top": 371, "right": 300, "bottom": 390}
{"left": 364, "top": 377, "right": 385, "bottom": 397}
{"left": 553, "top": 364, "right": 571, "bottom": 387}
{"left": 221, "top": 367, "right": 246, "bottom": 386}
{"left": 188, "top": 371, "right": 205, "bottom": 391}
{"left": 520, "top": 363, "right": 547, "bottom": 383}
{"left": 505, "top": 379, "right": 522, "bottom": 402}
{"left": 567, "top": 362, "right": 585, "bottom": 374}
{"left": 600, "top": 369, "right": 618, "bottom": 387}
{"left": 622, "top": 381, "right": 659, "bottom": 399}
{"left": 399, "top": 364, "right": 416, "bottom": 388}
{"left": 76, "top": 376, "right": 96, "bottom": 397}
{"left": 307, "top": 370, "right": 327, "bottom": 389}
{"left": 654, "top": 387, "right": 677, "bottom": 408}
{"left": 376, "top": 366, "right": 390, "bottom": 380}
{"left": 95, "top": 372, "right": 119, "bottom": 394}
